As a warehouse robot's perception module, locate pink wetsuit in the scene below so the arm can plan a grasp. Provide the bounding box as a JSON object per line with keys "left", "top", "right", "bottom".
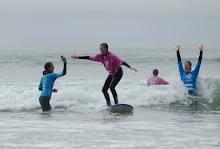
{"left": 89, "top": 52, "right": 124, "bottom": 77}
{"left": 147, "top": 76, "right": 168, "bottom": 86}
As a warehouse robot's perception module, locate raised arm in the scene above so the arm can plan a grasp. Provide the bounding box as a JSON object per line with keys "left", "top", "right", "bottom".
{"left": 61, "top": 56, "right": 67, "bottom": 75}
{"left": 193, "top": 45, "right": 204, "bottom": 76}
{"left": 176, "top": 45, "right": 184, "bottom": 75}
{"left": 176, "top": 45, "right": 181, "bottom": 62}
{"left": 198, "top": 45, "right": 203, "bottom": 63}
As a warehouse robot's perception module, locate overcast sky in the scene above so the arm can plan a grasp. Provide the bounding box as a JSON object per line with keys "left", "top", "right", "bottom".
{"left": 0, "top": 0, "right": 220, "bottom": 47}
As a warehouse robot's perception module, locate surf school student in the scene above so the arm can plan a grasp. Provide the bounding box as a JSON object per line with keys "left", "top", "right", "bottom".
{"left": 71, "top": 43, "right": 137, "bottom": 106}
{"left": 147, "top": 69, "right": 169, "bottom": 86}
{"left": 176, "top": 45, "right": 203, "bottom": 94}
{"left": 38, "top": 56, "right": 67, "bottom": 112}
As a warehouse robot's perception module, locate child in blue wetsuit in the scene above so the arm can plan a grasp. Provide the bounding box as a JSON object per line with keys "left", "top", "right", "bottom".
{"left": 176, "top": 45, "right": 203, "bottom": 94}
{"left": 39, "top": 56, "right": 67, "bottom": 112}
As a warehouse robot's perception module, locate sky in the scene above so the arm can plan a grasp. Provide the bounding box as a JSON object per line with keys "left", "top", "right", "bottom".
{"left": 0, "top": 0, "right": 220, "bottom": 47}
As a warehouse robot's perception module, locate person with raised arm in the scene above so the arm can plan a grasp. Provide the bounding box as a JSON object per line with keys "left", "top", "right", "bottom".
{"left": 39, "top": 56, "right": 67, "bottom": 112}
{"left": 176, "top": 45, "right": 203, "bottom": 94}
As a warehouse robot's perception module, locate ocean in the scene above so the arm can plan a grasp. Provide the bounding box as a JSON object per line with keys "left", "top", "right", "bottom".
{"left": 0, "top": 46, "right": 220, "bottom": 149}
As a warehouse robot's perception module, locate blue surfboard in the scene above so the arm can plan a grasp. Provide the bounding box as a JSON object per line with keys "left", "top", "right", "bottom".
{"left": 107, "top": 104, "right": 133, "bottom": 114}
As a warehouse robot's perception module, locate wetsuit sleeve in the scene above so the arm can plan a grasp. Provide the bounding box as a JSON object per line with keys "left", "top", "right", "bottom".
{"left": 177, "top": 51, "right": 184, "bottom": 77}
{"left": 123, "top": 62, "right": 131, "bottom": 68}
{"left": 79, "top": 56, "right": 89, "bottom": 60}
{"left": 39, "top": 79, "right": 43, "bottom": 91}
{"left": 198, "top": 51, "right": 203, "bottom": 63}
{"left": 177, "top": 51, "right": 181, "bottom": 62}
{"left": 63, "top": 62, "right": 67, "bottom": 75}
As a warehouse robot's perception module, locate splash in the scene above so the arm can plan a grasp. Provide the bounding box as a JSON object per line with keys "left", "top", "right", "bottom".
{"left": 0, "top": 73, "right": 219, "bottom": 112}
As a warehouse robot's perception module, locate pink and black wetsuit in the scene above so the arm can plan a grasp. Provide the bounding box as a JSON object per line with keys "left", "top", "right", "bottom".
{"left": 79, "top": 52, "right": 130, "bottom": 106}
{"left": 147, "top": 76, "right": 168, "bottom": 86}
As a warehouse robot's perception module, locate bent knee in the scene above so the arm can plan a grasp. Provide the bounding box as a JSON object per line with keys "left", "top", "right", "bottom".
{"left": 109, "top": 86, "right": 115, "bottom": 91}
{"left": 102, "top": 88, "right": 108, "bottom": 93}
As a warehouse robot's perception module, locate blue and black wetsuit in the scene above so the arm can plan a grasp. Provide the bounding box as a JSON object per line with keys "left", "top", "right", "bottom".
{"left": 39, "top": 62, "right": 67, "bottom": 111}
{"left": 177, "top": 51, "right": 203, "bottom": 94}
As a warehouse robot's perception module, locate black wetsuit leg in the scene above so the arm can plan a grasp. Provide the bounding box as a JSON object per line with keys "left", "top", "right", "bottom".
{"left": 39, "top": 96, "right": 51, "bottom": 112}
{"left": 110, "top": 67, "right": 123, "bottom": 104}
{"left": 102, "top": 75, "right": 113, "bottom": 106}
{"left": 102, "top": 67, "right": 123, "bottom": 106}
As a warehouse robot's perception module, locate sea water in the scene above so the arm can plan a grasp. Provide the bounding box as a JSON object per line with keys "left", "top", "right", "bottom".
{"left": 0, "top": 46, "right": 220, "bottom": 149}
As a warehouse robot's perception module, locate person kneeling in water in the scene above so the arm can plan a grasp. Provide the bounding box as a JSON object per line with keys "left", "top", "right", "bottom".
{"left": 71, "top": 43, "right": 137, "bottom": 106}
{"left": 39, "top": 56, "right": 67, "bottom": 112}
{"left": 147, "top": 69, "right": 169, "bottom": 86}
{"left": 176, "top": 45, "right": 203, "bottom": 94}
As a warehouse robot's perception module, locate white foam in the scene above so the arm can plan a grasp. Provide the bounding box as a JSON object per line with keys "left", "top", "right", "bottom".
{"left": 0, "top": 73, "right": 218, "bottom": 112}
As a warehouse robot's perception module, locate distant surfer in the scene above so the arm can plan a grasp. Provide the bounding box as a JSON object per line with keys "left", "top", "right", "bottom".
{"left": 147, "top": 69, "right": 169, "bottom": 86}
{"left": 71, "top": 43, "right": 137, "bottom": 106}
{"left": 176, "top": 45, "right": 203, "bottom": 94}
{"left": 38, "top": 56, "right": 67, "bottom": 112}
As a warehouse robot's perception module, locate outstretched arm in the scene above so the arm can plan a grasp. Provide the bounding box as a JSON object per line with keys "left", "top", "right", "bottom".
{"left": 71, "top": 54, "right": 89, "bottom": 60}
{"left": 123, "top": 61, "right": 137, "bottom": 72}
{"left": 176, "top": 45, "right": 181, "bottom": 62}
{"left": 198, "top": 45, "right": 203, "bottom": 63}
{"left": 79, "top": 56, "right": 89, "bottom": 59}
{"left": 159, "top": 78, "right": 169, "bottom": 85}
{"left": 72, "top": 53, "right": 102, "bottom": 62}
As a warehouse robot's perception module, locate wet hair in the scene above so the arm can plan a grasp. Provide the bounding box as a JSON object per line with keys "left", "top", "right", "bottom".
{"left": 100, "top": 43, "right": 108, "bottom": 50}
{"left": 153, "top": 69, "right": 158, "bottom": 76}
{"left": 43, "top": 62, "right": 53, "bottom": 75}
{"left": 185, "top": 61, "right": 192, "bottom": 67}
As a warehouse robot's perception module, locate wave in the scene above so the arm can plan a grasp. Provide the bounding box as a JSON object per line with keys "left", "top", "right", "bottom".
{"left": 0, "top": 73, "right": 219, "bottom": 112}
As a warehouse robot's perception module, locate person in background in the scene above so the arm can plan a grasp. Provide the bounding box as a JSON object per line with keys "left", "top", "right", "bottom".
{"left": 176, "top": 45, "right": 203, "bottom": 94}
{"left": 147, "top": 69, "right": 169, "bottom": 86}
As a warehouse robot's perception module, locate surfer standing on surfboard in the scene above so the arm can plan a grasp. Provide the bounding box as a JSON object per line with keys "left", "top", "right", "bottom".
{"left": 38, "top": 56, "right": 67, "bottom": 112}
{"left": 176, "top": 45, "right": 203, "bottom": 94}
{"left": 71, "top": 43, "right": 137, "bottom": 106}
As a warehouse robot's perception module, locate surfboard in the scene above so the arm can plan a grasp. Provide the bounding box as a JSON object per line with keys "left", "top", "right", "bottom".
{"left": 107, "top": 104, "right": 133, "bottom": 114}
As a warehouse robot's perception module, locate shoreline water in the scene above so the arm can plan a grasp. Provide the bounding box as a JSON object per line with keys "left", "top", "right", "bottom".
{"left": 0, "top": 47, "right": 219, "bottom": 148}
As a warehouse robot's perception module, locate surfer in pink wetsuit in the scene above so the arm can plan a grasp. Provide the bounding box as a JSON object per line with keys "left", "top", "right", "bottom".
{"left": 147, "top": 69, "right": 169, "bottom": 86}
{"left": 71, "top": 43, "right": 137, "bottom": 106}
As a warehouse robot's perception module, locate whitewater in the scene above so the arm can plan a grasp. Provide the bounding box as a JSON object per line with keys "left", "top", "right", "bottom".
{"left": 0, "top": 46, "right": 219, "bottom": 148}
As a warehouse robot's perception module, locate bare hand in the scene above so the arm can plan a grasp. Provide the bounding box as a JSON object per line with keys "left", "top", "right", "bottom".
{"left": 61, "top": 56, "right": 66, "bottom": 62}
{"left": 199, "top": 45, "right": 204, "bottom": 52}
{"left": 52, "top": 89, "right": 57, "bottom": 93}
{"left": 176, "top": 45, "right": 181, "bottom": 51}
{"left": 130, "top": 67, "right": 137, "bottom": 72}
{"left": 71, "top": 54, "right": 79, "bottom": 59}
